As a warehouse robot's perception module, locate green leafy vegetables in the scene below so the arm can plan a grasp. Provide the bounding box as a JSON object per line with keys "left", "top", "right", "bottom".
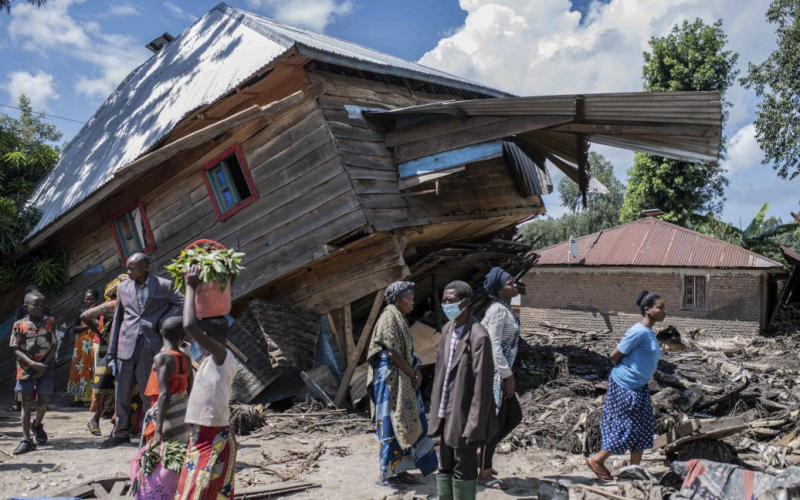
{"left": 165, "top": 244, "right": 244, "bottom": 292}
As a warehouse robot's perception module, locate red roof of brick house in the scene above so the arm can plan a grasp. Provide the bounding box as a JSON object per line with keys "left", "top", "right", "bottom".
{"left": 535, "top": 217, "right": 785, "bottom": 269}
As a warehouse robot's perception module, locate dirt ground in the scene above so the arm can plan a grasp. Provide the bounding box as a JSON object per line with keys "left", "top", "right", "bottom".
{"left": 0, "top": 395, "right": 654, "bottom": 499}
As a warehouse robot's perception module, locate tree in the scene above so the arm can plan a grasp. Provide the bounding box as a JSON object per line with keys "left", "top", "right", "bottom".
{"left": 0, "top": 94, "right": 67, "bottom": 292}
{"left": 620, "top": 19, "right": 739, "bottom": 226}
{"left": 0, "top": 0, "right": 46, "bottom": 13}
{"left": 519, "top": 152, "right": 625, "bottom": 249}
{"left": 740, "top": 0, "right": 800, "bottom": 180}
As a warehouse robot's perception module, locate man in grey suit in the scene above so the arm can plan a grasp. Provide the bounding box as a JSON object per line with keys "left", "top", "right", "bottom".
{"left": 100, "top": 252, "right": 183, "bottom": 448}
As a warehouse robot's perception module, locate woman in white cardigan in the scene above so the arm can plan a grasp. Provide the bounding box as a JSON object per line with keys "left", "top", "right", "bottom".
{"left": 478, "top": 267, "right": 523, "bottom": 490}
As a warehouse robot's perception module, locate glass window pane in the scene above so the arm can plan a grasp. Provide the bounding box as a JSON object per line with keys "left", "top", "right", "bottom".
{"left": 684, "top": 277, "right": 694, "bottom": 307}
{"left": 696, "top": 277, "right": 706, "bottom": 308}
{"left": 115, "top": 206, "right": 149, "bottom": 257}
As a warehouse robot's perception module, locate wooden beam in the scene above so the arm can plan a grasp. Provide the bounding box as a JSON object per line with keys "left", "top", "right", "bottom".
{"left": 431, "top": 274, "right": 443, "bottom": 332}
{"left": 344, "top": 302, "right": 355, "bottom": 358}
{"left": 552, "top": 122, "right": 718, "bottom": 137}
{"left": 26, "top": 90, "right": 307, "bottom": 249}
{"left": 398, "top": 141, "right": 503, "bottom": 179}
{"left": 334, "top": 290, "right": 385, "bottom": 408}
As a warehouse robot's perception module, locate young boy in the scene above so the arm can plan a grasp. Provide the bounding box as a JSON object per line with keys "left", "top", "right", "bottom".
{"left": 10, "top": 291, "right": 57, "bottom": 455}
{"left": 176, "top": 265, "right": 239, "bottom": 500}
{"left": 428, "top": 281, "right": 498, "bottom": 500}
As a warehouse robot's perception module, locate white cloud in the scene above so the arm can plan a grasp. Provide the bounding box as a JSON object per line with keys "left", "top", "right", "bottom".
{"left": 2, "top": 70, "right": 59, "bottom": 110}
{"left": 163, "top": 1, "right": 197, "bottom": 22}
{"left": 106, "top": 3, "right": 139, "bottom": 16}
{"left": 8, "top": 0, "right": 150, "bottom": 99}
{"left": 246, "top": 0, "right": 354, "bottom": 32}
{"left": 419, "top": 0, "right": 786, "bottom": 224}
{"left": 723, "top": 124, "right": 764, "bottom": 175}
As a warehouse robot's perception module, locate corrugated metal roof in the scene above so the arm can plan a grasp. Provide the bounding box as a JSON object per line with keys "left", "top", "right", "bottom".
{"left": 26, "top": 3, "right": 506, "bottom": 240}
{"left": 534, "top": 218, "right": 784, "bottom": 269}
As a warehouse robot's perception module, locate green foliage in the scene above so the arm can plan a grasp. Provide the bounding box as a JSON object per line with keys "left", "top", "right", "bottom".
{"left": 519, "top": 152, "right": 625, "bottom": 249}
{"left": 621, "top": 19, "right": 738, "bottom": 225}
{"left": 689, "top": 203, "right": 800, "bottom": 261}
{"left": 740, "top": 0, "right": 800, "bottom": 180}
{"left": 0, "top": 0, "right": 47, "bottom": 13}
{"left": 0, "top": 94, "right": 65, "bottom": 293}
{"left": 139, "top": 439, "right": 187, "bottom": 476}
{"left": 166, "top": 245, "right": 245, "bottom": 292}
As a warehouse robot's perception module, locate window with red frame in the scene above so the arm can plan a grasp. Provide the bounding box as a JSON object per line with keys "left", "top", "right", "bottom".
{"left": 112, "top": 200, "right": 155, "bottom": 259}
{"left": 201, "top": 144, "right": 258, "bottom": 221}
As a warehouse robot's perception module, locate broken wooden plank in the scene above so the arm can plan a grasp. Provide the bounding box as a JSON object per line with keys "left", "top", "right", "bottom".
{"left": 234, "top": 481, "right": 320, "bottom": 499}
{"left": 344, "top": 303, "right": 355, "bottom": 359}
{"left": 334, "top": 290, "right": 384, "bottom": 407}
{"left": 91, "top": 483, "right": 110, "bottom": 499}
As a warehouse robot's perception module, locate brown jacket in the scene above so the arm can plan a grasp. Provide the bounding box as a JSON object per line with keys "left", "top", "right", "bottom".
{"left": 428, "top": 315, "right": 498, "bottom": 448}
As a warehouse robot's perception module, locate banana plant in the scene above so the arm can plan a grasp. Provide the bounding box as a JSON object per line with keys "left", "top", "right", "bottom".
{"left": 689, "top": 203, "right": 798, "bottom": 261}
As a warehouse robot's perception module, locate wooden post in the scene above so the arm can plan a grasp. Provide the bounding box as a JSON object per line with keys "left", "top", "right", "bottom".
{"left": 334, "top": 290, "right": 385, "bottom": 408}
{"left": 431, "top": 274, "right": 443, "bottom": 332}
{"left": 344, "top": 303, "right": 355, "bottom": 358}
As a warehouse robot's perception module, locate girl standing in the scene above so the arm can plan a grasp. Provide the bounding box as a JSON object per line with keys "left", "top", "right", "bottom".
{"left": 587, "top": 291, "right": 665, "bottom": 480}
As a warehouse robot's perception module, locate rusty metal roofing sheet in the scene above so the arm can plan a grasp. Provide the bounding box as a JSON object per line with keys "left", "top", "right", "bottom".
{"left": 27, "top": 2, "right": 506, "bottom": 240}
{"left": 534, "top": 218, "right": 784, "bottom": 269}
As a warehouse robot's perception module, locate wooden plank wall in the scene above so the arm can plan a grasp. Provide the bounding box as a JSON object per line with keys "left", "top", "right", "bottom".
{"left": 0, "top": 62, "right": 370, "bottom": 388}
{"left": 310, "top": 69, "right": 543, "bottom": 234}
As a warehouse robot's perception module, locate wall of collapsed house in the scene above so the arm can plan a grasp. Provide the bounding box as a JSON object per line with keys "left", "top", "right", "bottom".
{"left": 520, "top": 267, "right": 776, "bottom": 335}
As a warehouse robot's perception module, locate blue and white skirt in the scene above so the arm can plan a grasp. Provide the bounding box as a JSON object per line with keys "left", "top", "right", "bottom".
{"left": 600, "top": 378, "right": 654, "bottom": 454}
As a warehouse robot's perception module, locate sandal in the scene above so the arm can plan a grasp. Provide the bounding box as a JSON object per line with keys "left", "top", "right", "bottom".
{"left": 375, "top": 477, "right": 405, "bottom": 489}
{"left": 87, "top": 420, "right": 101, "bottom": 436}
{"left": 479, "top": 477, "right": 507, "bottom": 490}
{"left": 586, "top": 458, "right": 613, "bottom": 481}
{"left": 392, "top": 471, "right": 420, "bottom": 484}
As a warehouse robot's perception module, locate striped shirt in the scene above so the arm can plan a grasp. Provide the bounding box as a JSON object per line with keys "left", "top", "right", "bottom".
{"left": 438, "top": 323, "right": 466, "bottom": 418}
{"left": 135, "top": 278, "right": 149, "bottom": 310}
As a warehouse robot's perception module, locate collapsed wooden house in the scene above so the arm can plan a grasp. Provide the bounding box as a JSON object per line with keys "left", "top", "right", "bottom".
{"left": 0, "top": 3, "right": 723, "bottom": 403}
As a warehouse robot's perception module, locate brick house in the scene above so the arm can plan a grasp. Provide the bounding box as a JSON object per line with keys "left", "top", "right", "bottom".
{"left": 520, "top": 217, "right": 786, "bottom": 336}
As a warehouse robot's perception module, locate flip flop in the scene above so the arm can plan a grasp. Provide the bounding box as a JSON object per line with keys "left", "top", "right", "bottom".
{"left": 479, "top": 478, "right": 507, "bottom": 490}
{"left": 586, "top": 459, "right": 613, "bottom": 481}
{"left": 392, "top": 472, "right": 420, "bottom": 484}
{"left": 87, "top": 420, "right": 101, "bottom": 436}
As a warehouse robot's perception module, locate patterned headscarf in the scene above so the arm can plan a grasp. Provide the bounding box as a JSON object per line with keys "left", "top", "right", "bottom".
{"left": 384, "top": 281, "right": 415, "bottom": 304}
{"left": 484, "top": 267, "right": 511, "bottom": 299}
{"left": 104, "top": 274, "right": 129, "bottom": 301}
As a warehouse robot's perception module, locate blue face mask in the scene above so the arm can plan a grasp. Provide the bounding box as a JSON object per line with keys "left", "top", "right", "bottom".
{"left": 441, "top": 301, "right": 464, "bottom": 321}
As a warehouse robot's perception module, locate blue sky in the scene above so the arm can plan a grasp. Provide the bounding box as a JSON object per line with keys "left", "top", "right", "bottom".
{"left": 1, "top": 0, "right": 797, "bottom": 228}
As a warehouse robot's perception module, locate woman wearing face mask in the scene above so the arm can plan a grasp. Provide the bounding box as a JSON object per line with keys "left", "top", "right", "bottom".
{"left": 367, "top": 281, "right": 439, "bottom": 488}
{"left": 429, "top": 281, "right": 497, "bottom": 500}
{"left": 477, "top": 268, "right": 523, "bottom": 490}
{"left": 587, "top": 291, "right": 666, "bottom": 480}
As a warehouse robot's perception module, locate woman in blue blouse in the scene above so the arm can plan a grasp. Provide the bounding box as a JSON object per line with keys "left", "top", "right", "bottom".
{"left": 587, "top": 290, "right": 665, "bottom": 480}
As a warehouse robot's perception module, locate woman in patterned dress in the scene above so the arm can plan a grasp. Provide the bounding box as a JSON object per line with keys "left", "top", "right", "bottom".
{"left": 587, "top": 291, "right": 665, "bottom": 480}
{"left": 367, "top": 281, "right": 438, "bottom": 488}
{"left": 81, "top": 275, "right": 127, "bottom": 435}
{"left": 67, "top": 289, "right": 99, "bottom": 404}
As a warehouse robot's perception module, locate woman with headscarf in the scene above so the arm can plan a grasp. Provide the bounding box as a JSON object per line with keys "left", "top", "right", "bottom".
{"left": 478, "top": 267, "right": 523, "bottom": 490}
{"left": 81, "top": 275, "right": 128, "bottom": 436}
{"left": 367, "top": 281, "right": 438, "bottom": 488}
{"left": 67, "top": 289, "right": 100, "bottom": 405}
{"left": 587, "top": 291, "right": 665, "bottom": 480}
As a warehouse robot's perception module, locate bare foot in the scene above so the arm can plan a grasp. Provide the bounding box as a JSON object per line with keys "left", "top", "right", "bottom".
{"left": 586, "top": 458, "right": 612, "bottom": 481}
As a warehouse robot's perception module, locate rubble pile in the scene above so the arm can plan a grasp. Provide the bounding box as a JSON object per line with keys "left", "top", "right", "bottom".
{"left": 233, "top": 398, "right": 372, "bottom": 441}
{"left": 507, "top": 323, "right": 800, "bottom": 470}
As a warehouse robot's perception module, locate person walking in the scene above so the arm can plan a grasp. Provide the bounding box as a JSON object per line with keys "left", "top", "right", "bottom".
{"left": 367, "top": 281, "right": 438, "bottom": 487}
{"left": 587, "top": 291, "right": 666, "bottom": 480}
{"left": 429, "top": 281, "right": 497, "bottom": 500}
{"left": 478, "top": 268, "right": 523, "bottom": 490}
{"left": 66, "top": 289, "right": 100, "bottom": 405}
{"left": 100, "top": 253, "right": 183, "bottom": 448}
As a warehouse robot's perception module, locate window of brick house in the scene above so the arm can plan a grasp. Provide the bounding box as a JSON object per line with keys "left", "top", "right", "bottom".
{"left": 111, "top": 200, "right": 155, "bottom": 259}
{"left": 683, "top": 276, "right": 707, "bottom": 309}
{"left": 201, "top": 144, "right": 258, "bottom": 221}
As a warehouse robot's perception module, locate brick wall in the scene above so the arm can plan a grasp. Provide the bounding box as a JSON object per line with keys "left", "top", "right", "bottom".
{"left": 519, "top": 267, "right": 768, "bottom": 336}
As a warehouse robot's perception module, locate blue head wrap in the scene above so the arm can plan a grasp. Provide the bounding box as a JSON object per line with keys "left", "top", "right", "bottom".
{"left": 484, "top": 267, "right": 511, "bottom": 299}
